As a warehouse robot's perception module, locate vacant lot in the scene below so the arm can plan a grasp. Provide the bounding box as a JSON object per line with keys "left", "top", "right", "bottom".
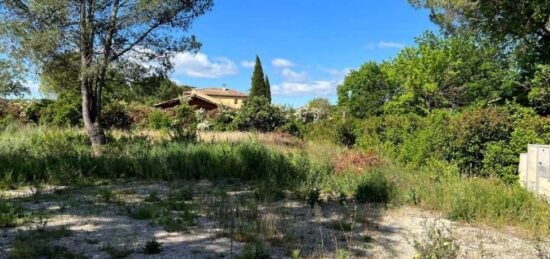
{"left": 0, "top": 180, "right": 544, "bottom": 258}
{"left": 1, "top": 129, "right": 549, "bottom": 258}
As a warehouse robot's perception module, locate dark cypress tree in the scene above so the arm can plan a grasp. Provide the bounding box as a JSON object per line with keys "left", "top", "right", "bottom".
{"left": 265, "top": 75, "right": 271, "bottom": 103}
{"left": 249, "top": 55, "right": 266, "bottom": 98}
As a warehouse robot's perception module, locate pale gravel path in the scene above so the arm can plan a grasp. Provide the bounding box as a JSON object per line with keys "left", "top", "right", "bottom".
{"left": 0, "top": 182, "right": 544, "bottom": 258}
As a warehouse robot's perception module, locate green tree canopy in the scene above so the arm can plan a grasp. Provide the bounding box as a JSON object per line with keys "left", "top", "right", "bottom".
{"left": 528, "top": 64, "right": 550, "bottom": 115}
{"left": 337, "top": 62, "right": 396, "bottom": 118}
{"left": 384, "top": 32, "right": 512, "bottom": 114}
{"left": 40, "top": 52, "right": 189, "bottom": 104}
{"left": 1, "top": 0, "right": 213, "bottom": 145}
{"left": 250, "top": 55, "right": 267, "bottom": 99}
{"left": 0, "top": 55, "right": 27, "bottom": 98}
{"left": 265, "top": 75, "right": 272, "bottom": 103}
{"left": 408, "top": 0, "right": 550, "bottom": 76}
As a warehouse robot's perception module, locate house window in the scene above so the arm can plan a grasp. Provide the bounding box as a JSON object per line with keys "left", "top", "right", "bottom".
{"left": 234, "top": 99, "right": 238, "bottom": 104}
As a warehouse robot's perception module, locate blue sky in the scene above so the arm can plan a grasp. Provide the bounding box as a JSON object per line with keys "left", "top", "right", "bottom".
{"left": 171, "top": 0, "right": 437, "bottom": 106}
{"left": 26, "top": 0, "right": 437, "bottom": 106}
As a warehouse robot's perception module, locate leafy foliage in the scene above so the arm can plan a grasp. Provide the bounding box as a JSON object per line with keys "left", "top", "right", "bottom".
{"left": 528, "top": 64, "right": 550, "bottom": 115}
{"left": 0, "top": 59, "right": 27, "bottom": 98}
{"left": 338, "top": 62, "right": 395, "bottom": 117}
{"left": 147, "top": 110, "right": 172, "bottom": 130}
{"left": 249, "top": 55, "right": 272, "bottom": 102}
{"left": 0, "top": 0, "right": 213, "bottom": 144}
{"left": 233, "top": 96, "right": 286, "bottom": 132}
{"left": 385, "top": 32, "right": 511, "bottom": 113}
{"left": 412, "top": 221, "right": 460, "bottom": 259}
{"left": 101, "top": 102, "right": 132, "bottom": 129}
{"left": 408, "top": 0, "right": 549, "bottom": 75}
{"left": 355, "top": 170, "right": 396, "bottom": 203}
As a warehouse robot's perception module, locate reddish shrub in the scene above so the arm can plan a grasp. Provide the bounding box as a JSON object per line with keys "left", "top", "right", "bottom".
{"left": 333, "top": 150, "right": 385, "bottom": 174}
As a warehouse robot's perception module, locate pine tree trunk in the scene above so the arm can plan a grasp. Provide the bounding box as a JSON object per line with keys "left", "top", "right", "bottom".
{"left": 85, "top": 120, "right": 107, "bottom": 146}
{"left": 81, "top": 74, "right": 107, "bottom": 146}
{"left": 79, "top": 0, "right": 106, "bottom": 147}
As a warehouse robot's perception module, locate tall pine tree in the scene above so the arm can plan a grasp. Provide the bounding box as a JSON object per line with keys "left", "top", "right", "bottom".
{"left": 265, "top": 75, "right": 271, "bottom": 103}
{"left": 249, "top": 55, "right": 267, "bottom": 98}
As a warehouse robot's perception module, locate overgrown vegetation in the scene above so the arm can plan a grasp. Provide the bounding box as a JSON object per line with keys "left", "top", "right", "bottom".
{"left": 0, "top": 0, "right": 549, "bottom": 256}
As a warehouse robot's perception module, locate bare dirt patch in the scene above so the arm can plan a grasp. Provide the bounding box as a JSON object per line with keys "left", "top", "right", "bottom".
{"left": 0, "top": 181, "right": 543, "bottom": 258}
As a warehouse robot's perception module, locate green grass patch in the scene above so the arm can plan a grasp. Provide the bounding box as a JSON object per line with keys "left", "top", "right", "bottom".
{"left": 9, "top": 227, "right": 82, "bottom": 259}
{"left": 0, "top": 199, "right": 24, "bottom": 228}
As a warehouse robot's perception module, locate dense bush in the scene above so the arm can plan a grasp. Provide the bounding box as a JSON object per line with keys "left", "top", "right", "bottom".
{"left": 528, "top": 64, "right": 550, "bottom": 115}
{"left": 397, "top": 110, "right": 453, "bottom": 167}
{"left": 24, "top": 99, "right": 54, "bottom": 124}
{"left": 147, "top": 109, "right": 172, "bottom": 129}
{"left": 449, "top": 107, "right": 514, "bottom": 175}
{"left": 303, "top": 118, "right": 339, "bottom": 144}
{"left": 39, "top": 97, "right": 82, "bottom": 126}
{"left": 356, "top": 113, "right": 423, "bottom": 157}
{"left": 169, "top": 104, "right": 197, "bottom": 142}
{"left": 355, "top": 170, "right": 396, "bottom": 203}
{"left": 101, "top": 102, "right": 133, "bottom": 129}
{"left": 351, "top": 104, "right": 549, "bottom": 182}
{"left": 277, "top": 118, "right": 304, "bottom": 138}
{"left": 336, "top": 119, "right": 357, "bottom": 148}
{"left": 233, "top": 96, "right": 286, "bottom": 132}
{"left": 212, "top": 107, "right": 236, "bottom": 131}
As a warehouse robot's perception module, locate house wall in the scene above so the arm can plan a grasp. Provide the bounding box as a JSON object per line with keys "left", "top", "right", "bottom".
{"left": 210, "top": 96, "right": 245, "bottom": 109}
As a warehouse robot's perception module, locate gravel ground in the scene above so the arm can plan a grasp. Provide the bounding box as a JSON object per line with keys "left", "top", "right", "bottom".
{"left": 0, "top": 181, "right": 544, "bottom": 258}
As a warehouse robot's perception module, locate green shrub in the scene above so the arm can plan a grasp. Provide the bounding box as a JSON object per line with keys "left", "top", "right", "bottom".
{"left": 212, "top": 107, "right": 237, "bottom": 131}
{"left": 303, "top": 118, "right": 339, "bottom": 144}
{"left": 143, "top": 240, "right": 162, "bottom": 254}
{"left": 413, "top": 221, "right": 460, "bottom": 259}
{"left": 0, "top": 114, "right": 19, "bottom": 131}
{"left": 482, "top": 114, "right": 550, "bottom": 182}
{"left": 24, "top": 99, "right": 54, "bottom": 124}
{"left": 168, "top": 104, "right": 197, "bottom": 142}
{"left": 0, "top": 200, "right": 23, "bottom": 228}
{"left": 277, "top": 119, "right": 304, "bottom": 138}
{"left": 239, "top": 241, "right": 271, "bottom": 259}
{"left": 39, "top": 97, "right": 82, "bottom": 126}
{"left": 336, "top": 120, "right": 357, "bottom": 148}
{"left": 233, "top": 96, "right": 287, "bottom": 132}
{"left": 147, "top": 109, "right": 172, "bottom": 129}
{"left": 398, "top": 110, "right": 453, "bottom": 167}
{"left": 355, "top": 170, "right": 396, "bottom": 203}
{"left": 130, "top": 205, "right": 159, "bottom": 220}
{"left": 528, "top": 64, "right": 550, "bottom": 115}
{"left": 101, "top": 102, "right": 132, "bottom": 129}
{"left": 306, "top": 188, "right": 321, "bottom": 208}
{"left": 356, "top": 113, "right": 423, "bottom": 157}
{"left": 449, "top": 107, "right": 514, "bottom": 175}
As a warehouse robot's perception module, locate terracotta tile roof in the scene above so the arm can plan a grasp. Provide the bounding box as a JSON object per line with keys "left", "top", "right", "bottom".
{"left": 184, "top": 87, "right": 248, "bottom": 97}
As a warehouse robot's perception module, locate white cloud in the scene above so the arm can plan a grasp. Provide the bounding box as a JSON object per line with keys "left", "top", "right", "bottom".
{"left": 366, "top": 41, "right": 406, "bottom": 50}
{"left": 378, "top": 41, "right": 406, "bottom": 49}
{"left": 272, "top": 80, "right": 338, "bottom": 97}
{"left": 281, "top": 68, "right": 308, "bottom": 82}
{"left": 241, "top": 60, "right": 255, "bottom": 68}
{"left": 271, "top": 58, "right": 295, "bottom": 68}
{"left": 172, "top": 52, "right": 238, "bottom": 78}
{"left": 271, "top": 66, "right": 350, "bottom": 97}
{"left": 322, "top": 67, "right": 352, "bottom": 79}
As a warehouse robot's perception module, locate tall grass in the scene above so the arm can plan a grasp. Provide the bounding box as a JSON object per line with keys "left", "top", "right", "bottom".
{"left": 0, "top": 126, "right": 307, "bottom": 188}
{"left": 352, "top": 163, "right": 550, "bottom": 236}
{"left": 402, "top": 171, "right": 550, "bottom": 235}
{"left": 1, "top": 126, "right": 549, "bottom": 236}
{"left": 295, "top": 151, "right": 550, "bottom": 236}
